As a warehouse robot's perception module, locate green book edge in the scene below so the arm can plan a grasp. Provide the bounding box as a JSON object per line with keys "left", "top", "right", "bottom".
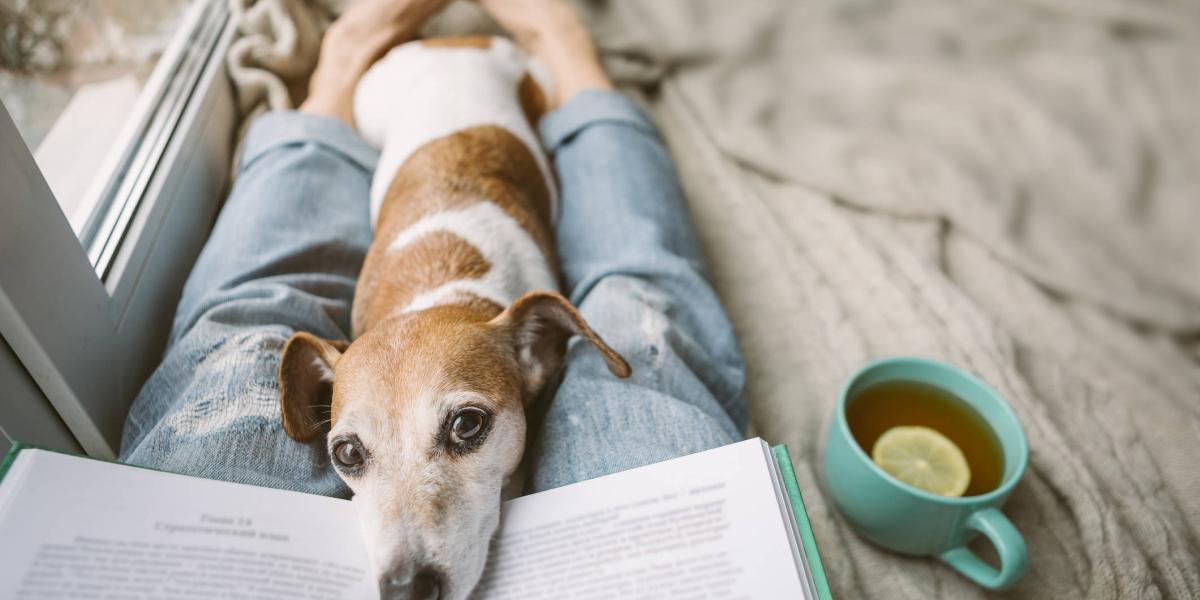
{"left": 772, "top": 444, "right": 833, "bottom": 600}
{"left": 0, "top": 441, "right": 33, "bottom": 483}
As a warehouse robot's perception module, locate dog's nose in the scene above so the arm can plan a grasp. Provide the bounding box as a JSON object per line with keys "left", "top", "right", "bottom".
{"left": 378, "top": 565, "right": 443, "bottom": 600}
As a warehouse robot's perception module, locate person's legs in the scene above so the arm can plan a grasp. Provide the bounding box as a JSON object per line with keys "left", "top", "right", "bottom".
{"left": 119, "top": 112, "right": 376, "bottom": 495}
{"left": 125, "top": 0, "right": 742, "bottom": 497}
{"left": 119, "top": 0, "right": 450, "bottom": 494}
{"left": 476, "top": 0, "right": 746, "bottom": 492}
{"left": 528, "top": 91, "right": 748, "bottom": 491}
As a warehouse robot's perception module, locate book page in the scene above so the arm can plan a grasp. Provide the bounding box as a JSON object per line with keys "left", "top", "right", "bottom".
{"left": 472, "top": 439, "right": 809, "bottom": 599}
{"left": 0, "top": 451, "right": 373, "bottom": 599}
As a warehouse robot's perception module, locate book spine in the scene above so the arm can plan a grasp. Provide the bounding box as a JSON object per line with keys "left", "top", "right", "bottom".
{"left": 772, "top": 444, "right": 833, "bottom": 600}
{"left": 0, "top": 442, "right": 30, "bottom": 483}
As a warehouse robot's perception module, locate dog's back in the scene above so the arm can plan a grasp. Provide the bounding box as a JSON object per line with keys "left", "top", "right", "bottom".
{"left": 352, "top": 36, "right": 558, "bottom": 336}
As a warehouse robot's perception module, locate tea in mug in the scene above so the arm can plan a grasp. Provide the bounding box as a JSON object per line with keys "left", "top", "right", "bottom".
{"left": 846, "top": 380, "right": 1005, "bottom": 496}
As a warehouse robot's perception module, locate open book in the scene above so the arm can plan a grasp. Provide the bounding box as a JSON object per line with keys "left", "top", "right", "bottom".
{"left": 0, "top": 438, "right": 830, "bottom": 599}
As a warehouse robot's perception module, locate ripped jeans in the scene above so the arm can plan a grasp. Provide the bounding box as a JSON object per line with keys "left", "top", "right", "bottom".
{"left": 119, "top": 91, "right": 747, "bottom": 496}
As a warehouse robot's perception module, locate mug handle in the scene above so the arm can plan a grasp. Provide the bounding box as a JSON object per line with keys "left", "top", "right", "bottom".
{"left": 938, "top": 507, "right": 1029, "bottom": 590}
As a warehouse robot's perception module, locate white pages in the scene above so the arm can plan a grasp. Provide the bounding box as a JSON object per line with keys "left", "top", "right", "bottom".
{"left": 0, "top": 450, "right": 372, "bottom": 598}
{"left": 0, "top": 439, "right": 811, "bottom": 599}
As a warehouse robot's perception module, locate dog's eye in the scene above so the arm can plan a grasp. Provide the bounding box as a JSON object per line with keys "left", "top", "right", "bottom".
{"left": 451, "top": 408, "right": 488, "bottom": 443}
{"left": 333, "top": 440, "right": 364, "bottom": 468}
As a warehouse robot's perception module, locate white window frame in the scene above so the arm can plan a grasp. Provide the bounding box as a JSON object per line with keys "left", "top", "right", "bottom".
{"left": 0, "top": 0, "right": 238, "bottom": 458}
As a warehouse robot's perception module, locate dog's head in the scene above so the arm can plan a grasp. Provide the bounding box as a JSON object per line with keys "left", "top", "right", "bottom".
{"left": 278, "top": 291, "right": 629, "bottom": 600}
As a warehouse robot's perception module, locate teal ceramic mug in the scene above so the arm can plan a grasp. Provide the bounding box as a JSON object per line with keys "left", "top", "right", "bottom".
{"left": 823, "top": 357, "right": 1029, "bottom": 590}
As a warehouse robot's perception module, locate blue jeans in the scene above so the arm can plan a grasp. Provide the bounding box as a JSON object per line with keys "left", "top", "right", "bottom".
{"left": 119, "top": 91, "right": 746, "bottom": 496}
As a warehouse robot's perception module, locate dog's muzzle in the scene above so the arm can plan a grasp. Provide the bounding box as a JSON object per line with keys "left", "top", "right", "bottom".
{"left": 378, "top": 563, "right": 444, "bottom": 600}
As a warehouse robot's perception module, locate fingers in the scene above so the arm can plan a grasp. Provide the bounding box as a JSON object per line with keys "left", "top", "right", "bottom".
{"left": 302, "top": 0, "right": 452, "bottom": 126}
{"left": 476, "top": 0, "right": 584, "bottom": 49}
{"left": 328, "top": 0, "right": 453, "bottom": 75}
{"left": 473, "top": 0, "right": 613, "bottom": 107}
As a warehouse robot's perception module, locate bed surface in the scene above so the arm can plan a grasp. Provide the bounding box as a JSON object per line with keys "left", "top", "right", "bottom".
{"left": 228, "top": 1, "right": 1200, "bottom": 596}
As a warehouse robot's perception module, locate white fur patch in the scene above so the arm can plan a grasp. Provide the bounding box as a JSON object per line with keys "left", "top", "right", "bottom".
{"left": 388, "top": 201, "right": 559, "bottom": 312}
{"left": 354, "top": 37, "right": 556, "bottom": 227}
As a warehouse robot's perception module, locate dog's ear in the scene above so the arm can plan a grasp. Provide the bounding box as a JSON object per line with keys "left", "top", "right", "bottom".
{"left": 279, "top": 332, "right": 349, "bottom": 442}
{"left": 493, "top": 291, "right": 631, "bottom": 397}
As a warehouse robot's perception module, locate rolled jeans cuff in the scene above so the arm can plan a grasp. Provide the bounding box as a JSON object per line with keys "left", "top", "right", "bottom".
{"left": 239, "top": 110, "right": 379, "bottom": 173}
{"left": 539, "top": 90, "right": 661, "bottom": 153}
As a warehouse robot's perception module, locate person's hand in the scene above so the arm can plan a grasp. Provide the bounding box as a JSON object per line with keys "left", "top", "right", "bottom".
{"left": 301, "top": 0, "right": 451, "bottom": 125}
{"left": 476, "top": 0, "right": 614, "bottom": 108}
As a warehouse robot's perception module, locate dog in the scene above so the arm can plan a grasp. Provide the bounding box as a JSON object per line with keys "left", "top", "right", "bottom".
{"left": 277, "top": 36, "right": 631, "bottom": 600}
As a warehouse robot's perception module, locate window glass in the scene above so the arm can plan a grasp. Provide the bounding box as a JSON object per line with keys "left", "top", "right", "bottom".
{"left": 0, "top": 0, "right": 222, "bottom": 276}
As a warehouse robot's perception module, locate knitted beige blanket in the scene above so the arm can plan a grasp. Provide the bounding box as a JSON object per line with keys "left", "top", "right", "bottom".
{"left": 226, "top": 0, "right": 1200, "bottom": 597}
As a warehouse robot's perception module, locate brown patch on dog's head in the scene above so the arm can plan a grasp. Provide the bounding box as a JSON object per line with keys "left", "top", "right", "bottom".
{"left": 421, "top": 36, "right": 492, "bottom": 49}
{"left": 282, "top": 292, "right": 629, "bottom": 444}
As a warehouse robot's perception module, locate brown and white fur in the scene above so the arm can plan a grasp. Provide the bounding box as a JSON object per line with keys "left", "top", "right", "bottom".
{"left": 277, "top": 36, "right": 630, "bottom": 600}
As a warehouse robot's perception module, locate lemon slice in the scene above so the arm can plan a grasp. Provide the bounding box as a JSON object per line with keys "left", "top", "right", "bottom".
{"left": 871, "top": 426, "right": 971, "bottom": 497}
